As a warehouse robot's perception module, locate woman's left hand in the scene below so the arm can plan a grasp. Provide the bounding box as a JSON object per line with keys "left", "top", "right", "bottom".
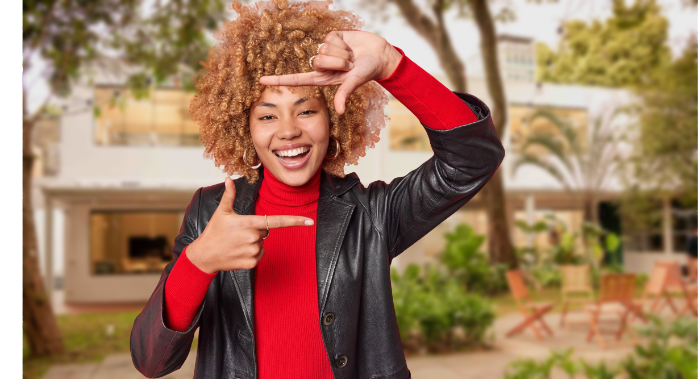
{"left": 258, "top": 30, "right": 402, "bottom": 114}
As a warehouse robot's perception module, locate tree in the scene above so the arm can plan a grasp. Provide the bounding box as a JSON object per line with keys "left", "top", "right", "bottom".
{"left": 361, "top": 0, "right": 520, "bottom": 267}
{"left": 512, "top": 107, "right": 621, "bottom": 224}
{"left": 536, "top": 0, "right": 670, "bottom": 87}
{"left": 23, "top": 0, "right": 226, "bottom": 357}
{"left": 512, "top": 106, "right": 622, "bottom": 272}
{"left": 618, "top": 41, "right": 697, "bottom": 225}
{"left": 534, "top": 0, "right": 696, "bottom": 228}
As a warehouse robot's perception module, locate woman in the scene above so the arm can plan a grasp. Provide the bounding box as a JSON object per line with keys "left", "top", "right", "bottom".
{"left": 130, "top": 1, "right": 504, "bottom": 378}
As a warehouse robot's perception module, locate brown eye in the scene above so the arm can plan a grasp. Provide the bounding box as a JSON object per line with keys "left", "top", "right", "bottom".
{"left": 299, "top": 110, "right": 316, "bottom": 116}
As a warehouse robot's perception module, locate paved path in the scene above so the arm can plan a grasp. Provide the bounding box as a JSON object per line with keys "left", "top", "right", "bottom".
{"left": 42, "top": 309, "right": 681, "bottom": 379}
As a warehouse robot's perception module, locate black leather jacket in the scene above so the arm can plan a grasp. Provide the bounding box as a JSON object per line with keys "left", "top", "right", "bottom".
{"left": 130, "top": 92, "right": 504, "bottom": 379}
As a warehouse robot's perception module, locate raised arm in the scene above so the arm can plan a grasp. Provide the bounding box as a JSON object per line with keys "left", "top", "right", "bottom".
{"left": 370, "top": 52, "right": 503, "bottom": 259}
{"left": 259, "top": 30, "right": 504, "bottom": 262}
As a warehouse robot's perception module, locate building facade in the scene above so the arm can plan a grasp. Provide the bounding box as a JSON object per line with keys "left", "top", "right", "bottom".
{"left": 34, "top": 44, "right": 690, "bottom": 305}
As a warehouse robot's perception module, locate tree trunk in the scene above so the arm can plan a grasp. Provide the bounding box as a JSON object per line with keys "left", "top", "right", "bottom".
{"left": 23, "top": 100, "right": 64, "bottom": 357}
{"left": 390, "top": 0, "right": 517, "bottom": 266}
{"left": 391, "top": 0, "right": 468, "bottom": 92}
{"left": 471, "top": 0, "right": 517, "bottom": 267}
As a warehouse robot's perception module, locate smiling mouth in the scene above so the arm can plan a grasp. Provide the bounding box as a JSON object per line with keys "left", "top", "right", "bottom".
{"left": 274, "top": 146, "right": 311, "bottom": 163}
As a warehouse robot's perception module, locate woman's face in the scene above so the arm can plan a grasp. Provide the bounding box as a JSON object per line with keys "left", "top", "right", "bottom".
{"left": 249, "top": 86, "right": 331, "bottom": 186}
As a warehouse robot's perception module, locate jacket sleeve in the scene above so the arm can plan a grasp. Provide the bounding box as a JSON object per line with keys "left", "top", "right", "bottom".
{"left": 367, "top": 92, "right": 505, "bottom": 262}
{"left": 130, "top": 187, "right": 208, "bottom": 378}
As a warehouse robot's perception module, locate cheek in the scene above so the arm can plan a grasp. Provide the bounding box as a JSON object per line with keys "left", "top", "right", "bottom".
{"left": 306, "top": 114, "right": 331, "bottom": 148}
{"left": 249, "top": 124, "right": 273, "bottom": 150}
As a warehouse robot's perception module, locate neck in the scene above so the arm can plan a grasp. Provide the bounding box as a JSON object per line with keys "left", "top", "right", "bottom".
{"left": 259, "top": 166, "right": 322, "bottom": 207}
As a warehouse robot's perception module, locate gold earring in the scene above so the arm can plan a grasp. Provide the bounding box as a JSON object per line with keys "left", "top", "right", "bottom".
{"left": 243, "top": 148, "right": 262, "bottom": 169}
{"left": 325, "top": 136, "right": 341, "bottom": 160}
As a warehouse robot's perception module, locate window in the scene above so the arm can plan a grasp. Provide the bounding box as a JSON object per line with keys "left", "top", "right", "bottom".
{"left": 93, "top": 87, "right": 201, "bottom": 147}
{"left": 623, "top": 200, "right": 664, "bottom": 253}
{"left": 672, "top": 199, "right": 696, "bottom": 253}
{"left": 90, "top": 210, "right": 184, "bottom": 275}
{"left": 388, "top": 100, "right": 432, "bottom": 152}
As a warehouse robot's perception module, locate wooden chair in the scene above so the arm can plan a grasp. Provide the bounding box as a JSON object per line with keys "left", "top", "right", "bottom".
{"left": 559, "top": 264, "right": 594, "bottom": 328}
{"left": 585, "top": 273, "right": 640, "bottom": 348}
{"left": 655, "top": 261, "right": 695, "bottom": 316}
{"left": 505, "top": 270, "right": 555, "bottom": 340}
{"left": 629, "top": 265, "right": 668, "bottom": 323}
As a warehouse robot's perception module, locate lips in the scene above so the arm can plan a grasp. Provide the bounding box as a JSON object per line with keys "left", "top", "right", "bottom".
{"left": 272, "top": 144, "right": 312, "bottom": 170}
{"left": 274, "top": 146, "right": 310, "bottom": 158}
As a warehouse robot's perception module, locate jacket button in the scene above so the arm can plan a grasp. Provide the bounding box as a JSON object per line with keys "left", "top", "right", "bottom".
{"left": 335, "top": 354, "right": 348, "bottom": 368}
{"left": 323, "top": 312, "right": 335, "bottom": 326}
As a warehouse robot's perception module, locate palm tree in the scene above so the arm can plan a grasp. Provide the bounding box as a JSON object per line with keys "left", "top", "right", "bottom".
{"left": 512, "top": 105, "right": 620, "bottom": 224}
{"left": 512, "top": 105, "right": 621, "bottom": 271}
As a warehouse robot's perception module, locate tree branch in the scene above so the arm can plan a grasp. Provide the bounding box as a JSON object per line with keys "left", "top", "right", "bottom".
{"left": 390, "top": 0, "right": 467, "bottom": 91}
{"left": 470, "top": 0, "right": 506, "bottom": 135}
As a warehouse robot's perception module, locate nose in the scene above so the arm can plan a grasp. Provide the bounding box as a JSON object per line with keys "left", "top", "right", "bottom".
{"left": 276, "top": 117, "right": 302, "bottom": 140}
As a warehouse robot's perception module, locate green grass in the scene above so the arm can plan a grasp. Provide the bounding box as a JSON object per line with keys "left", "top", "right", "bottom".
{"left": 23, "top": 311, "right": 199, "bottom": 379}
{"left": 491, "top": 287, "right": 561, "bottom": 316}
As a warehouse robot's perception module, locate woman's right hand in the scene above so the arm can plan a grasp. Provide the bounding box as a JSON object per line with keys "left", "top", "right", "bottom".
{"left": 186, "top": 177, "right": 314, "bottom": 274}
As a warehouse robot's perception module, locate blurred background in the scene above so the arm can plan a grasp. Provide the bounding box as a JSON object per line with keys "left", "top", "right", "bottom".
{"left": 22, "top": 0, "right": 696, "bottom": 378}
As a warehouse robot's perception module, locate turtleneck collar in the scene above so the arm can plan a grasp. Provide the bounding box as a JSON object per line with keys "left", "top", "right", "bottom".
{"left": 259, "top": 165, "right": 322, "bottom": 207}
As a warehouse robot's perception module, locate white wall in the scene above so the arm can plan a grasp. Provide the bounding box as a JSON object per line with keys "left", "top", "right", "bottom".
{"left": 59, "top": 84, "right": 230, "bottom": 186}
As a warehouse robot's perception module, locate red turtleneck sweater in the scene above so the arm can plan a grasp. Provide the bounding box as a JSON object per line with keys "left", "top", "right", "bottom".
{"left": 162, "top": 47, "right": 477, "bottom": 378}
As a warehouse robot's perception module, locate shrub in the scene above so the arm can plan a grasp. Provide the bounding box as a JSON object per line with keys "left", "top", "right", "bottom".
{"left": 439, "top": 224, "right": 508, "bottom": 295}
{"left": 504, "top": 316, "right": 697, "bottom": 379}
{"left": 391, "top": 263, "right": 495, "bottom": 353}
{"left": 530, "top": 263, "right": 562, "bottom": 288}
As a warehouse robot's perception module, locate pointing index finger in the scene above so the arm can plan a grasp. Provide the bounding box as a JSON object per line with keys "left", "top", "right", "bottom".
{"left": 250, "top": 215, "right": 314, "bottom": 229}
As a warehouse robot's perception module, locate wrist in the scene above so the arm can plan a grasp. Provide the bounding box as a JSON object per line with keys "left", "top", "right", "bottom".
{"left": 186, "top": 239, "right": 216, "bottom": 274}
{"left": 377, "top": 44, "right": 403, "bottom": 81}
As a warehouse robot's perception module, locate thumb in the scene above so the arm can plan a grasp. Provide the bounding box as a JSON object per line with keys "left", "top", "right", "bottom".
{"left": 334, "top": 74, "right": 363, "bottom": 115}
{"left": 219, "top": 177, "right": 237, "bottom": 214}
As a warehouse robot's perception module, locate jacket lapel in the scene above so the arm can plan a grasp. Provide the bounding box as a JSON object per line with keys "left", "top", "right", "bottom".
{"left": 214, "top": 168, "right": 262, "bottom": 335}
{"left": 213, "top": 168, "right": 359, "bottom": 333}
{"left": 315, "top": 170, "right": 356, "bottom": 315}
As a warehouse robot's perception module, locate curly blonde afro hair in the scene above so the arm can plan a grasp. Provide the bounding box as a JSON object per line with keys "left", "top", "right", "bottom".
{"left": 189, "top": 0, "right": 390, "bottom": 183}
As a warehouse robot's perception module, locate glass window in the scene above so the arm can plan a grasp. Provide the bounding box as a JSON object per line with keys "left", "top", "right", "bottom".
{"left": 388, "top": 100, "right": 432, "bottom": 152}
{"left": 94, "top": 87, "right": 201, "bottom": 147}
{"left": 623, "top": 201, "right": 664, "bottom": 253}
{"left": 672, "top": 199, "right": 696, "bottom": 253}
{"left": 90, "top": 210, "right": 184, "bottom": 275}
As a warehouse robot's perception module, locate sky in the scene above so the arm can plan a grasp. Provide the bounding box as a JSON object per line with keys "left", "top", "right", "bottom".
{"left": 23, "top": 0, "right": 696, "bottom": 114}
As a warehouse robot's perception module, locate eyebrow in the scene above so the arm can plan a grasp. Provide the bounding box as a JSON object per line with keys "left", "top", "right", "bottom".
{"left": 255, "top": 97, "right": 310, "bottom": 108}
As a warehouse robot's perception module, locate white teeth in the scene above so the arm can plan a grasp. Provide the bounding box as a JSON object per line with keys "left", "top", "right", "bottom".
{"left": 275, "top": 147, "right": 309, "bottom": 157}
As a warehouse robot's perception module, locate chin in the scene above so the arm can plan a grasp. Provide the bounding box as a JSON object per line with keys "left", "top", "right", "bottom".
{"left": 267, "top": 156, "right": 321, "bottom": 187}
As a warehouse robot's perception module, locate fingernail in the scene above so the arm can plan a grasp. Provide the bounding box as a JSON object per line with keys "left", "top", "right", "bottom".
{"left": 348, "top": 62, "right": 354, "bottom": 69}
{"left": 305, "top": 219, "right": 314, "bottom": 226}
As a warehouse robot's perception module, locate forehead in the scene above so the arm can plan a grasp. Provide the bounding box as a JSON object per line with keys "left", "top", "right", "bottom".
{"left": 256, "top": 86, "right": 317, "bottom": 104}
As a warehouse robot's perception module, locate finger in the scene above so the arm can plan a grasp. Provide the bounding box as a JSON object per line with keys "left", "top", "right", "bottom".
{"left": 256, "top": 247, "right": 266, "bottom": 261}
{"left": 267, "top": 215, "right": 315, "bottom": 229}
{"left": 334, "top": 74, "right": 364, "bottom": 115}
{"left": 313, "top": 54, "right": 353, "bottom": 72}
{"left": 248, "top": 215, "right": 314, "bottom": 229}
{"left": 218, "top": 177, "right": 237, "bottom": 215}
{"left": 324, "top": 31, "right": 352, "bottom": 54}
{"left": 259, "top": 72, "right": 321, "bottom": 86}
{"left": 318, "top": 43, "right": 354, "bottom": 62}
